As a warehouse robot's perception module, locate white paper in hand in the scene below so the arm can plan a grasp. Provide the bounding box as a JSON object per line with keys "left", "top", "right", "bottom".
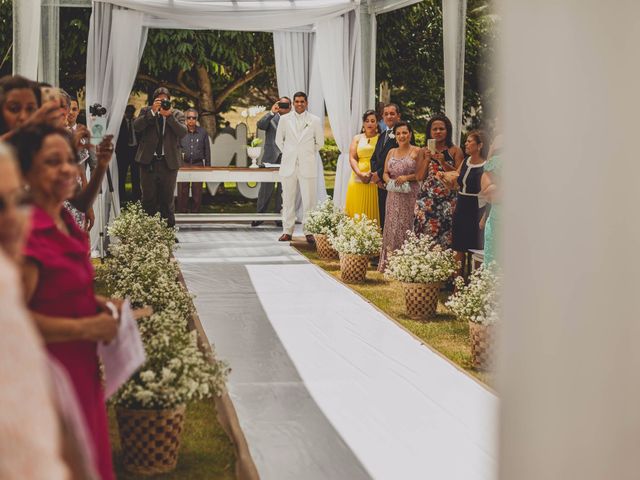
{"left": 98, "top": 300, "right": 146, "bottom": 398}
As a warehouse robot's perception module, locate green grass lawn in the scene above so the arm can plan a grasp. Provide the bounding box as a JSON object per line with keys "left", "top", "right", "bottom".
{"left": 295, "top": 243, "right": 492, "bottom": 386}
{"left": 109, "top": 400, "right": 236, "bottom": 480}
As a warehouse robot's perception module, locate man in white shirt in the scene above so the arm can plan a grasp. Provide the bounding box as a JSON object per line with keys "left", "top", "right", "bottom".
{"left": 275, "top": 91, "right": 324, "bottom": 243}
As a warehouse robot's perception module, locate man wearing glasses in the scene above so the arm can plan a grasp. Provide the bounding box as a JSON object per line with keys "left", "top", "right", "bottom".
{"left": 178, "top": 108, "right": 211, "bottom": 213}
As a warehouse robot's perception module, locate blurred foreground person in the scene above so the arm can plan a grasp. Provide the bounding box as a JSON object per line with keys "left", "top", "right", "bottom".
{"left": 10, "top": 124, "right": 118, "bottom": 480}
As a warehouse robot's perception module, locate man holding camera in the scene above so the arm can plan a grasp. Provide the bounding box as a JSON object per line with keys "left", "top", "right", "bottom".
{"left": 134, "top": 87, "right": 187, "bottom": 228}
{"left": 251, "top": 97, "right": 291, "bottom": 227}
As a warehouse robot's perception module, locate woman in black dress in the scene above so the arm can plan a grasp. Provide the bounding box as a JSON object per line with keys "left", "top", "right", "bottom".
{"left": 445, "top": 131, "right": 488, "bottom": 270}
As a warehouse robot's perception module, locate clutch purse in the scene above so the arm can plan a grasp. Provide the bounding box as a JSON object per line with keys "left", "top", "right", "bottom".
{"left": 386, "top": 179, "right": 411, "bottom": 193}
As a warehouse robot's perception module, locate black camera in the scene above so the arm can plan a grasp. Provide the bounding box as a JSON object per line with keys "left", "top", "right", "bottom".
{"left": 89, "top": 103, "right": 107, "bottom": 117}
{"left": 277, "top": 101, "right": 290, "bottom": 110}
{"left": 160, "top": 99, "right": 171, "bottom": 111}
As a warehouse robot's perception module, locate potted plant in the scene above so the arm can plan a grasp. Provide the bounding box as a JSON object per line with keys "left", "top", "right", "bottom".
{"left": 97, "top": 206, "right": 229, "bottom": 474}
{"left": 384, "top": 232, "right": 458, "bottom": 320}
{"left": 328, "top": 214, "right": 382, "bottom": 283}
{"left": 446, "top": 263, "right": 500, "bottom": 370}
{"left": 303, "top": 197, "right": 347, "bottom": 259}
{"left": 113, "top": 309, "right": 229, "bottom": 475}
{"left": 241, "top": 105, "right": 266, "bottom": 168}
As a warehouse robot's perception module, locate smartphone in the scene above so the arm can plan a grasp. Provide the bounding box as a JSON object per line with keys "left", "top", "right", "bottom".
{"left": 41, "top": 86, "right": 63, "bottom": 106}
{"left": 277, "top": 101, "right": 290, "bottom": 109}
{"left": 89, "top": 116, "right": 107, "bottom": 143}
{"left": 427, "top": 138, "right": 436, "bottom": 154}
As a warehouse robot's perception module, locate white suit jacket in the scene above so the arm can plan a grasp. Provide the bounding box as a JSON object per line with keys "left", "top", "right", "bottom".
{"left": 275, "top": 111, "right": 324, "bottom": 178}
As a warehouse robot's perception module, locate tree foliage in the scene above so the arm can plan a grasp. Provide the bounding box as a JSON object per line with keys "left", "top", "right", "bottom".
{"left": 377, "top": 0, "right": 498, "bottom": 133}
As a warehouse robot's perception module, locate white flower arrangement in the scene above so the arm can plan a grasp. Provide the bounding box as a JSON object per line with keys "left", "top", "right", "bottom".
{"left": 108, "top": 202, "right": 176, "bottom": 252}
{"left": 303, "top": 197, "right": 348, "bottom": 236}
{"left": 97, "top": 205, "right": 229, "bottom": 410}
{"left": 328, "top": 214, "right": 382, "bottom": 256}
{"left": 446, "top": 263, "right": 501, "bottom": 326}
{"left": 113, "top": 309, "right": 229, "bottom": 409}
{"left": 384, "top": 232, "right": 458, "bottom": 284}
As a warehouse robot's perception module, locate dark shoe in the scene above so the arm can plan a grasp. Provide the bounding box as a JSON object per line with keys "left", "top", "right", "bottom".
{"left": 278, "top": 233, "right": 292, "bottom": 242}
{"left": 174, "top": 236, "right": 180, "bottom": 243}
{"left": 305, "top": 234, "right": 316, "bottom": 244}
{"left": 251, "top": 220, "right": 263, "bottom": 227}
{"left": 275, "top": 220, "right": 282, "bottom": 227}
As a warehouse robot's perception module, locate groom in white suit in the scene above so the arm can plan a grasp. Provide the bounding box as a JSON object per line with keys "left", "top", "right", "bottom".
{"left": 275, "top": 91, "right": 325, "bottom": 242}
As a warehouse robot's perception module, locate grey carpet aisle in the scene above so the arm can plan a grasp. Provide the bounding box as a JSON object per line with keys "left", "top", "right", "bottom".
{"left": 175, "top": 225, "right": 372, "bottom": 480}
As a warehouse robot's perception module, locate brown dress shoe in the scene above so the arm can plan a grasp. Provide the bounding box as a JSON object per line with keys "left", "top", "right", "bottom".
{"left": 305, "top": 234, "right": 316, "bottom": 244}
{"left": 278, "top": 233, "right": 292, "bottom": 242}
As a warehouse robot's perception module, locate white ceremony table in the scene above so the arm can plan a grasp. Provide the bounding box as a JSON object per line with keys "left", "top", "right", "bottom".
{"left": 175, "top": 166, "right": 281, "bottom": 224}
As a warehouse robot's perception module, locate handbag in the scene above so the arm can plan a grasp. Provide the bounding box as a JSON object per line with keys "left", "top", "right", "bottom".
{"left": 386, "top": 179, "right": 411, "bottom": 193}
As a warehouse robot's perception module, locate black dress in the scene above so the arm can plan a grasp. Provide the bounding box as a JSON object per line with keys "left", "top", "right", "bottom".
{"left": 451, "top": 157, "right": 486, "bottom": 251}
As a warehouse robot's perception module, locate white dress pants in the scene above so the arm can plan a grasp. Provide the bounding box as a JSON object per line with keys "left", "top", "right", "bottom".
{"left": 281, "top": 165, "right": 317, "bottom": 235}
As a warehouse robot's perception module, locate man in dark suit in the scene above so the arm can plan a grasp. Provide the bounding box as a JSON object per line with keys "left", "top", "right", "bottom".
{"left": 116, "top": 105, "right": 141, "bottom": 203}
{"left": 251, "top": 97, "right": 291, "bottom": 227}
{"left": 370, "top": 102, "right": 401, "bottom": 231}
{"left": 134, "top": 87, "right": 187, "bottom": 228}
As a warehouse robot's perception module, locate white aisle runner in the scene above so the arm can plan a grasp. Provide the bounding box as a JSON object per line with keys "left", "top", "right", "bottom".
{"left": 246, "top": 264, "right": 498, "bottom": 480}
{"left": 176, "top": 226, "right": 498, "bottom": 480}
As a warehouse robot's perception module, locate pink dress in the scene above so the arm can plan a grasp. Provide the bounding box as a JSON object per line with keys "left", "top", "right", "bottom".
{"left": 378, "top": 152, "right": 419, "bottom": 271}
{"left": 24, "top": 205, "right": 114, "bottom": 480}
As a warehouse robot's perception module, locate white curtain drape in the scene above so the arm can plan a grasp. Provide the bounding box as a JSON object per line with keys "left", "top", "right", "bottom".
{"left": 273, "top": 31, "right": 328, "bottom": 209}
{"left": 443, "top": 0, "right": 467, "bottom": 145}
{"left": 316, "top": 10, "right": 363, "bottom": 209}
{"left": 86, "top": 4, "right": 148, "bottom": 252}
{"left": 95, "top": 0, "right": 355, "bottom": 31}
{"left": 12, "top": 0, "right": 41, "bottom": 78}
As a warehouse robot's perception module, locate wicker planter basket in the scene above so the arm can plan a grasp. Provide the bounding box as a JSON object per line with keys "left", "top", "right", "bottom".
{"left": 401, "top": 282, "right": 441, "bottom": 320}
{"left": 314, "top": 233, "right": 339, "bottom": 259}
{"left": 339, "top": 253, "right": 369, "bottom": 283}
{"left": 116, "top": 404, "right": 187, "bottom": 475}
{"left": 469, "top": 321, "right": 495, "bottom": 370}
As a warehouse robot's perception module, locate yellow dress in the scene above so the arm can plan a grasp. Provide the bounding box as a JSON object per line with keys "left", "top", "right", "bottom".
{"left": 345, "top": 134, "right": 380, "bottom": 225}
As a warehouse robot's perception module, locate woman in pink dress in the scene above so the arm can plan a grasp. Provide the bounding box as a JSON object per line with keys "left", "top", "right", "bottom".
{"left": 11, "top": 124, "right": 118, "bottom": 480}
{"left": 378, "top": 121, "right": 421, "bottom": 271}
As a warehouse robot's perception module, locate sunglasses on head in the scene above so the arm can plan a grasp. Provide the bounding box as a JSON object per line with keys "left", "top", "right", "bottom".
{"left": 186, "top": 116, "right": 197, "bottom": 120}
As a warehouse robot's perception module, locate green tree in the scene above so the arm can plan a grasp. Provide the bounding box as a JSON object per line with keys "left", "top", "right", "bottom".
{"left": 376, "top": 0, "right": 498, "bottom": 134}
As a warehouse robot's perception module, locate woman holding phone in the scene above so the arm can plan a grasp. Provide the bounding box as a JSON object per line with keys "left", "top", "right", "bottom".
{"left": 413, "top": 114, "right": 464, "bottom": 247}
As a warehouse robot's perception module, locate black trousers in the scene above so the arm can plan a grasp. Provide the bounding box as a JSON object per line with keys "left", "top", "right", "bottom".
{"left": 139, "top": 157, "right": 178, "bottom": 227}
{"left": 116, "top": 145, "right": 141, "bottom": 202}
{"left": 256, "top": 181, "right": 283, "bottom": 214}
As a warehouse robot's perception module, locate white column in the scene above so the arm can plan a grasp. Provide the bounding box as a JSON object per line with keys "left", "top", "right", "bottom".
{"left": 39, "top": 0, "right": 60, "bottom": 85}
{"left": 499, "top": 2, "right": 640, "bottom": 479}
{"left": 359, "top": 4, "right": 377, "bottom": 110}
{"left": 442, "top": 0, "right": 467, "bottom": 145}
{"left": 12, "top": 0, "right": 41, "bottom": 78}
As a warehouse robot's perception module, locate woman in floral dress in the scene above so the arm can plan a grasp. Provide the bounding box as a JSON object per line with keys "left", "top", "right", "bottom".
{"left": 378, "top": 121, "right": 420, "bottom": 272}
{"left": 414, "top": 114, "right": 464, "bottom": 247}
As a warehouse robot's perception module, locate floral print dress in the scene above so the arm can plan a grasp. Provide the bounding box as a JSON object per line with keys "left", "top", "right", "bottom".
{"left": 414, "top": 149, "right": 457, "bottom": 248}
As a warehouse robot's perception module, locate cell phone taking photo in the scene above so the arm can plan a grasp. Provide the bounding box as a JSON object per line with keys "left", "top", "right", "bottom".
{"left": 277, "top": 102, "right": 290, "bottom": 110}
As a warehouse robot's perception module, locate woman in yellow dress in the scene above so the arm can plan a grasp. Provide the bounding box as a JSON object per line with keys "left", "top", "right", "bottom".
{"left": 345, "top": 110, "right": 380, "bottom": 224}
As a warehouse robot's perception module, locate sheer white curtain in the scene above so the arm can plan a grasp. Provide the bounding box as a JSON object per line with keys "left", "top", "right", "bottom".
{"left": 443, "top": 0, "right": 467, "bottom": 145}
{"left": 86, "top": 4, "right": 148, "bottom": 252}
{"left": 12, "top": 0, "right": 40, "bottom": 78}
{"left": 273, "top": 31, "right": 327, "bottom": 210}
{"left": 316, "top": 10, "right": 363, "bottom": 209}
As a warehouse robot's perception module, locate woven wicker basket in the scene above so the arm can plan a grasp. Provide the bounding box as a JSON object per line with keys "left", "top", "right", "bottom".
{"left": 402, "top": 282, "right": 440, "bottom": 320}
{"left": 314, "top": 234, "right": 339, "bottom": 260}
{"left": 339, "top": 253, "right": 369, "bottom": 283}
{"left": 116, "top": 404, "right": 187, "bottom": 475}
{"left": 469, "top": 321, "right": 495, "bottom": 370}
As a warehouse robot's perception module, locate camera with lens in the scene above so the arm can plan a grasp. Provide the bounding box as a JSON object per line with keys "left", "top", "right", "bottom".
{"left": 160, "top": 99, "right": 172, "bottom": 111}
{"left": 277, "top": 101, "right": 290, "bottom": 110}
{"left": 89, "top": 103, "right": 107, "bottom": 117}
